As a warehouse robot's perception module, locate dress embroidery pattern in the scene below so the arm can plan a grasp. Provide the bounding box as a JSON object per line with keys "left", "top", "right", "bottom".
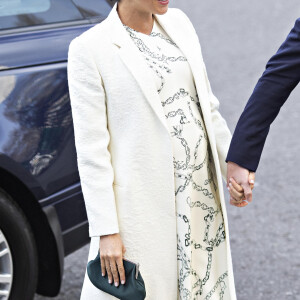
{"left": 123, "top": 18, "right": 230, "bottom": 300}
{"left": 123, "top": 24, "right": 187, "bottom": 94}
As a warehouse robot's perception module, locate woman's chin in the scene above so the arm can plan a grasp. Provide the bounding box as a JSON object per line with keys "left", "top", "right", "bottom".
{"left": 156, "top": 9, "right": 168, "bottom": 15}
{"left": 154, "top": 0, "right": 169, "bottom": 14}
{"left": 155, "top": 6, "right": 169, "bottom": 15}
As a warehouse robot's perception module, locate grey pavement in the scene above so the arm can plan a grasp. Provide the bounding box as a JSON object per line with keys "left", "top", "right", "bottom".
{"left": 35, "top": 0, "right": 300, "bottom": 299}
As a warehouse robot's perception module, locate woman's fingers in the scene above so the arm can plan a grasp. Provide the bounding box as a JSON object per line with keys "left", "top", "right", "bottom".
{"left": 104, "top": 257, "right": 113, "bottom": 284}
{"left": 100, "top": 255, "right": 106, "bottom": 277}
{"left": 230, "top": 198, "right": 248, "bottom": 207}
{"left": 229, "top": 195, "right": 243, "bottom": 204}
{"left": 229, "top": 183, "right": 244, "bottom": 201}
{"left": 229, "top": 177, "right": 243, "bottom": 192}
{"left": 116, "top": 256, "right": 126, "bottom": 285}
{"left": 228, "top": 175, "right": 254, "bottom": 207}
{"left": 101, "top": 254, "right": 126, "bottom": 286}
{"left": 227, "top": 178, "right": 244, "bottom": 204}
{"left": 109, "top": 256, "right": 120, "bottom": 287}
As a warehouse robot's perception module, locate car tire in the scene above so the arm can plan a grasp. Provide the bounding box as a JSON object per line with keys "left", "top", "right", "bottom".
{"left": 0, "top": 188, "right": 38, "bottom": 300}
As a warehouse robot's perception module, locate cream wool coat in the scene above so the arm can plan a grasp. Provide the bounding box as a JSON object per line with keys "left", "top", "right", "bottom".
{"left": 67, "top": 2, "right": 236, "bottom": 299}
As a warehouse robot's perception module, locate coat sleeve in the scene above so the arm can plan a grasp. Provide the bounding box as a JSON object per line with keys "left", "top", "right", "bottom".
{"left": 67, "top": 37, "right": 120, "bottom": 237}
{"left": 175, "top": 8, "right": 232, "bottom": 181}
{"left": 226, "top": 18, "right": 300, "bottom": 172}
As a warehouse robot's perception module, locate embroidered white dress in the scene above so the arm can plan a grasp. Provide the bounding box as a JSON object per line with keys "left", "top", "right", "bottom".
{"left": 123, "top": 18, "right": 230, "bottom": 300}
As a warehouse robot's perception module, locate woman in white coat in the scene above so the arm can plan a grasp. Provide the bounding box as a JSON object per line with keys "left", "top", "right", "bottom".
{"left": 67, "top": 0, "right": 247, "bottom": 299}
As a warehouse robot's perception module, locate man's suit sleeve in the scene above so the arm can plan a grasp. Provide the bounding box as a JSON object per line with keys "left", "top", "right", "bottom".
{"left": 67, "top": 37, "right": 120, "bottom": 237}
{"left": 226, "top": 18, "right": 300, "bottom": 172}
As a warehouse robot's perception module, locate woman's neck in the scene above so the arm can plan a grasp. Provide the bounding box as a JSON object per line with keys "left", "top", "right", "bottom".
{"left": 117, "top": 2, "right": 154, "bottom": 35}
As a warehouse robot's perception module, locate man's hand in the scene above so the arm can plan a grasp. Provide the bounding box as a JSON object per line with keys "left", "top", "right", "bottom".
{"left": 227, "top": 161, "right": 255, "bottom": 207}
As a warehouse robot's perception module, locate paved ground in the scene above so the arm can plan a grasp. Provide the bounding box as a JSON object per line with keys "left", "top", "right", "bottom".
{"left": 36, "top": 0, "right": 300, "bottom": 299}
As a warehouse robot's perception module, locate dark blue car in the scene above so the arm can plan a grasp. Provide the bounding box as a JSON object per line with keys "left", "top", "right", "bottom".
{"left": 0, "top": 1, "right": 114, "bottom": 299}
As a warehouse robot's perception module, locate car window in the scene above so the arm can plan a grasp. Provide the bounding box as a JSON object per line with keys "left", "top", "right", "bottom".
{"left": 72, "top": 0, "right": 113, "bottom": 20}
{"left": 0, "top": 0, "right": 84, "bottom": 30}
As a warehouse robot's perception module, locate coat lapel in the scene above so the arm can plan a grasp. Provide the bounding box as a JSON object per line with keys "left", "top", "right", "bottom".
{"left": 105, "top": 3, "right": 211, "bottom": 136}
{"left": 154, "top": 12, "right": 211, "bottom": 118}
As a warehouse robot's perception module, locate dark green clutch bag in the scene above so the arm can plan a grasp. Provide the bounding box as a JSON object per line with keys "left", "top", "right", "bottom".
{"left": 87, "top": 251, "right": 146, "bottom": 300}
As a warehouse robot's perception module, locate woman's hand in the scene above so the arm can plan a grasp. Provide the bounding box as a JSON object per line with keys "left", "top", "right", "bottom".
{"left": 99, "top": 233, "right": 126, "bottom": 287}
{"left": 228, "top": 172, "right": 255, "bottom": 207}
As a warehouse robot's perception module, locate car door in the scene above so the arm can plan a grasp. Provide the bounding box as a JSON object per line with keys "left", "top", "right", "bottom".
{"left": 0, "top": 1, "right": 114, "bottom": 299}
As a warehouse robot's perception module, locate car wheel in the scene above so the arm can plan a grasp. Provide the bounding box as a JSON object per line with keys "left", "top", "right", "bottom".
{"left": 0, "top": 189, "right": 38, "bottom": 300}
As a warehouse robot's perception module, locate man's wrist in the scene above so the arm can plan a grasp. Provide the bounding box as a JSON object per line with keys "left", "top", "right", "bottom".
{"left": 227, "top": 160, "right": 252, "bottom": 172}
